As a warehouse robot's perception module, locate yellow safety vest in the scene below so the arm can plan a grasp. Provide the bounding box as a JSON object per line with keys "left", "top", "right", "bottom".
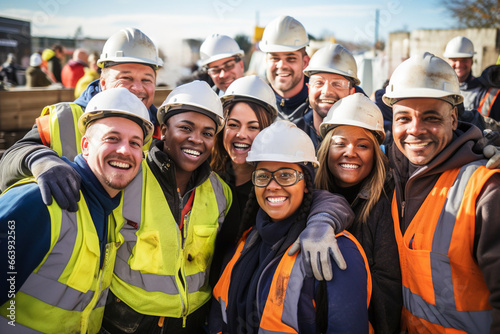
{"left": 111, "top": 158, "right": 232, "bottom": 317}
{"left": 0, "top": 179, "right": 120, "bottom": 334}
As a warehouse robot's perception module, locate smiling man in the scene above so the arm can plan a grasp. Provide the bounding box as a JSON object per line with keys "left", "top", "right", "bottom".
{"left": 295, "top": 43, "right": 361, "bottom": 149}
{"left": 0, "top": 27, "right": 163, "bottom": 212}
{"left": 260, "top": 15, "right": 310, "bottom": 122}
{"left": 443, "top": 36, "right": 478, "bottom": 111}
{"left": 383, "top": 52, "right": 500, "bottom": 333}
{"left": 0, "top": 87, "right": 153, "bottom": 333}
{"left": 200, "top": 34, "right": 245, "bottom": 96}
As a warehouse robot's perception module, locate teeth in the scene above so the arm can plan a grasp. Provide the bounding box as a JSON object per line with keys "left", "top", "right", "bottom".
{"left": 340, "top": 163, "right": 359, "bottom": 169}
{"left": 182, "top": 149, "right": 201, "bottom": 156}
{"left": 320, "top": 100, "right": 336, "bottom": 104}
{"left": 268, "top": 197, "right": 286, "bottom": 203}
{"left": 109, "top": 161, "right": 131, "bottom": 169}
{"left": 234, "top": 143, "right": 250, "bottom": 149}
{"left": 407, "top": 142, "right": 429, "bottom": 147}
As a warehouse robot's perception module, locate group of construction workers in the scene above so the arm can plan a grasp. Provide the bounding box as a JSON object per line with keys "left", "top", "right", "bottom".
{"left": 0, "top": 14, "right": 500, "bottom": 334}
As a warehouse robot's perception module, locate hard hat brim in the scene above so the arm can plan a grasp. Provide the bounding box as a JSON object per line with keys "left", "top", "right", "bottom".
{"left": 304, "top": 67, "right": 361, "bottom": 85}
{"left": 200, "top": 52, "right": 244, "bottom": 68}
{"left": 383, "top": 87, "right": 464, "bottom": 107}
{"left": 78, "top": 109, "right": 154, "bottom": 143}
{"left": 259, "top": 43, "right": 308, "bottom": 53}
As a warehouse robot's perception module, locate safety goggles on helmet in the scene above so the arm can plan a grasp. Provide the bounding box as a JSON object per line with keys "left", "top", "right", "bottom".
{"left": 252, "top": 167, "right": 304, "bottom": 187}
{"left": 205, "top": 56, "right": 241, "bottom": 76}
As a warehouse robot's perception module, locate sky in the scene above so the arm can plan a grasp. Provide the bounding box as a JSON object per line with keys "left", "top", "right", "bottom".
{"left": 3, "top": 0, "right": 456, "bottom": 44}
{"left": 1, "top": 0, "right": 458, "bottom": 87}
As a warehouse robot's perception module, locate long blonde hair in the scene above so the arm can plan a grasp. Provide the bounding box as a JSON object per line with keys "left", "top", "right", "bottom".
{"left": 315, "top": 126, "right": 388, "bottom": 224}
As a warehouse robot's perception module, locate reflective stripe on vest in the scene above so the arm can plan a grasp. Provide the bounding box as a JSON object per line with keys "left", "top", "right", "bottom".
{"left": 478, "top": 87, "right": 500, "bottom": 117}
{"left": 40, "top": 102, "right": 154, "bottom": 162}
{"left": 392, "top": 161, "right": 496, "bottom": 333}
{"left": 214, "top": 231, "right": 371, "bottom": 333}
{"left": 42, "top": 102, "right": 84, "bottom": 160}
{"left": 111, "top": 158, "right": 232, "bottom": 316}
{"left": 0, "top": 179, "right": 118, "bottom": 334}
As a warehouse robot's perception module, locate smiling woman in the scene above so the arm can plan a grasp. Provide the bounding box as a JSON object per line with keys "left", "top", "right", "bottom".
{"left": 210, "top": 120, "right": 371, "bottom": 333}
{"left": 315, "top": 93, "right": 403, "bottom": 333}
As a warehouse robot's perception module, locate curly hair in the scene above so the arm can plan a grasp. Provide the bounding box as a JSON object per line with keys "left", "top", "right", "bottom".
{"left": 211, "top": 101, "right": 274, "bottom": 174}
{"left": 315, "top": 126, "right": 388, "bottom": 224}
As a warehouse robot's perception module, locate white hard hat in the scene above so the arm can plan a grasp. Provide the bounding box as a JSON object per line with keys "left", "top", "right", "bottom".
{"left": 97, "top": 27, "right": 163, "bottom": 69}
{"left": 157, "top": 80, "right": 224, "bottom": 133}
{"left": 304, "top": 43, "right": 360, "bottom": 85}
{"left": 221, "top": 75, "right": 278, "bottom": 121}
{"left": 199, "top": 34, "right": 244, "bottom": 67}
{"left": 30, "top": 53, "right": 42, "bottom": 67}
{"left": 259, "top": 16, "right": 309, "bottom": 53}
{"left": 320, "top": 93, "right": 385, "bottom": 143}
{"left": 78, "top": 87, "right": 154, "bottom": 142}
{"left": 247, "top": 120, "right": 319, "bottom": 167}
{"left": 443, "top": 36, "right": 475, "bottom": 58}
{"left": 383, "top": 52, "right": 463, "bottom": 107}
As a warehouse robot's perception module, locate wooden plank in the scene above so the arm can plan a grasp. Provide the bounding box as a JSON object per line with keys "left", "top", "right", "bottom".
{"left": 0, "top": 88, "right": 172, "bottom": 132}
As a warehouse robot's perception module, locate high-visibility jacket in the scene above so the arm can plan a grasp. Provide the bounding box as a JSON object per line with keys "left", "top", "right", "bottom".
{"left": 111, "top": 158, "right": 232, "bottom": 317}
{"left": 392, "top": 161, "right": 497, "bottom": 333}
{"left": 36, "top": 102, "right": 158, "bottom": 161}
{"left": 214, "top": 231, "right": 372, "bottom": 333}
{"left": 0, "top": 179, "right": 119, "bottom": 334}
{"left": 478, "top": 87, "right": 500, "bottom": 118}
{"left": 36, "top": 103, "right": 85, "bottom": 160}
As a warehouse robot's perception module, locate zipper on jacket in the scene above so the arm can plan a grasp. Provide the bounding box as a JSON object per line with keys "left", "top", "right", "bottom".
{"left": 401, "top": 200, "right": 405, "bottom": 219}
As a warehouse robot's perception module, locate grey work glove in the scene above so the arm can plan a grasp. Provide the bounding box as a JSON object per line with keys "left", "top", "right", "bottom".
{"left": 30, "top": 154, "right": 81, "bottom": 212}
{"left": 484, "top": 145, "right": 500, "bottom": 169}
{"left": 482, "top": 129, "right": 500, "bottom": 169}
{"left": 288, "top": 221, "right": 346, "bottom": 281}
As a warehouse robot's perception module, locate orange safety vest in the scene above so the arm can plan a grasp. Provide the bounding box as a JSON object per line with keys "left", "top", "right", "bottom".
{"left": 478, "top": 87, "right": 500, "bottom": 117}
{"left": 392, "top": 161, "right": 497, "bottom": 333}
{"left": 214, "top": 230, "right": 372, "bottom": 334}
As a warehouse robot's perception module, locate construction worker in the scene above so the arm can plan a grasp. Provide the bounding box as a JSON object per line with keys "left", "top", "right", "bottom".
{"left": 383, "top": 52, "right": 500, "bottom": 333}
{"left": 443, "top": 36, "right": 480, "bottom": 111}
{"left": 200, "top": 34, "right": 245, "bottom": 96}
{"left": 101, "top": 80, "right": 232, "bottom": 333}
{"left": 472, "top": 64, "right": 500, "bottom": 121}
{"left": 260, "top": 15, "right": 310, "bottom": 122}
{"left": 295, "top": 43, "right": 361, "bottom": 149}
{"left": 61, "top": 48, "right": 89, "bottom": 88}
{"left": 210, "top": 75, "right": 354, "bottom": 286}
{"left": 0, "top": 87, "right": 153, "bottom": 333}
{"left": 210, "top": 120, "right": 370, "bottom": 333}
{"left": 316, "top": 93, "right": 402, "bottom": 333}
{"left": 0, "top": 27, "right": 163, "bottom": 212}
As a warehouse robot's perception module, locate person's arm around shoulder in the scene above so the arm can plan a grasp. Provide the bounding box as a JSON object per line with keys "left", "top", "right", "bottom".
{"left": 0, "top": 182, "right": 52, "bottom": 305}
{"left": 289, "top": 190, "right": 354, "bottom": 281}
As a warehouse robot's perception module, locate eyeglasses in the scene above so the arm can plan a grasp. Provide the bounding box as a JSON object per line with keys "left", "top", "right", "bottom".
{"left": 206, "top": 57, "right": 240, "bottom": 76}
{"left": 309, "top": 78, "right": 351, "bottom": 90}
{"left": 252, "top": 168, "right": 304, "bottom": 187}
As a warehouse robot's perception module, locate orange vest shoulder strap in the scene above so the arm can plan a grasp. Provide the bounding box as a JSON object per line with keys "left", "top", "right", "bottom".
{"left": 36, "top": 114, "right": 51, "bottom": 147}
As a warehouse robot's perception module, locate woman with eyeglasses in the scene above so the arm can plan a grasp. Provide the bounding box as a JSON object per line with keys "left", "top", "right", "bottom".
{"left": 210, "top": 76, "right": 356, "bottom": 288}
{"left": 315, "top": 93, "right": 402, "bottom": 333}
{"left": 209, "top": 120, "right": 371, "bottom": 334}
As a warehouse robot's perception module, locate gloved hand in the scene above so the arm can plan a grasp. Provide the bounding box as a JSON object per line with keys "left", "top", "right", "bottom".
{"left": 30, "top": 154, "right": 81, "bottom": 211}
{"left": 288, "top": 221, "right": 346, "bottom": 281}
{"left": 484, "top": 145, "right": 500, "bottom": 169}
